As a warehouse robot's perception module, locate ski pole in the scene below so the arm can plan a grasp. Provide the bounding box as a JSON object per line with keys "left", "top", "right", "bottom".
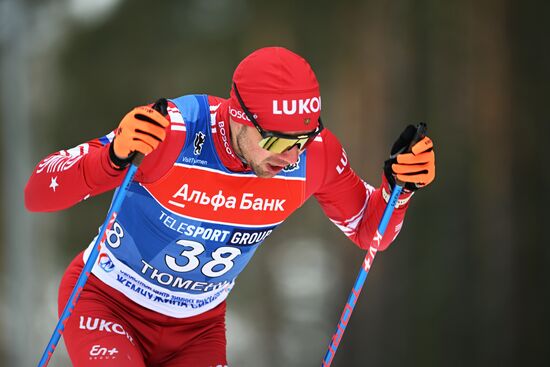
{"left": 36, "top": 152, "right": 143, "bottom": 367}
{"left": 37, "top": 99, "right": 167, "bottom": 367}
{"left": 321, "top": 123, "right": 426, "bottom": 367}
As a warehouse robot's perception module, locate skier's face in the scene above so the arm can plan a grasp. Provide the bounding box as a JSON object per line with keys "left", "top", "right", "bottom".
{"left": 231, "top": 121, "right": 301, "bottom": 178}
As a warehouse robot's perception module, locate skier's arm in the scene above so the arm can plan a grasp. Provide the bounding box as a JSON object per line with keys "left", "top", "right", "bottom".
{"left": 25, "top": 137, "right": 124, "bottom": 212}
{"left": 25, "top": 102, "right": 185, "bottom": 212}
{"left": 308, "top": 128, "right": 434, "bottom": 251}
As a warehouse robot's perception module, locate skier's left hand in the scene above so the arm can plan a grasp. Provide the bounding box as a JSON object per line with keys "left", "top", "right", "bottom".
{"left": 384, "top": 125, "right": 436, "bottom": 191}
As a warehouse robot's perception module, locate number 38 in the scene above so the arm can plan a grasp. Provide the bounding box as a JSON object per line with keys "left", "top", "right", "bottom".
{"left": 165, "top": 239, "right": 241, "bottom": 277}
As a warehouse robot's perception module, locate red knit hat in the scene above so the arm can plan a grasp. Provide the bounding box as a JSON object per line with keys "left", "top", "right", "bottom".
{"left": 229, "top": 47, "right": 321, "bottom": 133}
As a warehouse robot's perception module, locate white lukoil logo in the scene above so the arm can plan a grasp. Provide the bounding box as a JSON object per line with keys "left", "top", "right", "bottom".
{"left": 79, "top": 316, "right": 134, "bottom": 344}
{"left": 272, "top": 96, "right": 321, "bottom": 115}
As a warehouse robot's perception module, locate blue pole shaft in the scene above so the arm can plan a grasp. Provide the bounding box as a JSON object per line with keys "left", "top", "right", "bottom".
{"left": 37, "top": 162, "right": 140, "bottom": 367}
{"left": 322, "top": 184, "right": 403, "bottom": 367}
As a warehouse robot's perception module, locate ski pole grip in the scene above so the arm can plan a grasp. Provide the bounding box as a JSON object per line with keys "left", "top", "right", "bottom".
{"left": 408, "top": 122, "right": 427, "bottom": 152}
{"left": 130, "top": 98, "right": 168, "bottom": 168}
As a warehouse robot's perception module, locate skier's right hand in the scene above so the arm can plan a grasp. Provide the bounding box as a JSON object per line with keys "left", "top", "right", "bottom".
{"left": 109, "top": 106, "right": 170, "bottom": 169}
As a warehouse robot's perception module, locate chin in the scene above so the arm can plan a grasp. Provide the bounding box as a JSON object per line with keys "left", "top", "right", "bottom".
{"left": 249, "top": 163, "right": 279, "bottom": 178}
{"left": 251, "top": 168, "right": 277, "bottom": 179}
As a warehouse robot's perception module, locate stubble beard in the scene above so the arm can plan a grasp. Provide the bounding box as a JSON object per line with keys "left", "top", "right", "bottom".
{"left": 235, "top": 129, "right": 275, "bottom": 179}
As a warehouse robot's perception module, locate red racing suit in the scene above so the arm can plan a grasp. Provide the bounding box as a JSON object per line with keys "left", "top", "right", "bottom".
{"left": 25, "top": 95, "right": 413, "bottom": 366}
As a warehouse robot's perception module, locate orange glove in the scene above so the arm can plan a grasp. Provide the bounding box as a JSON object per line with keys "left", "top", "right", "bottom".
{"left": 109, "top": 105, "right": 170, "bottom": 169}
{"left": 384, "top": 124, "right": 436, "bottom": 191}
{"left": 392, "top": 136, "right": 435, "bottom": 188}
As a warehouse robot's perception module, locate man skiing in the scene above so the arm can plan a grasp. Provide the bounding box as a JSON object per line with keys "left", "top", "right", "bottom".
{"left": 25, "top": 47, "right": 435, "bottom": 366}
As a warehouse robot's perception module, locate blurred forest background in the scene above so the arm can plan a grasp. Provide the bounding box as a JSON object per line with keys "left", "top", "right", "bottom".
{"left": 1, "top": 0, "right": 549, "bottom": 366}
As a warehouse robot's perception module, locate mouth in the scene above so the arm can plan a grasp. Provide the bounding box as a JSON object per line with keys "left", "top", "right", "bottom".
{"left": 266, "top": 163, "right": 285, "bottom": 174}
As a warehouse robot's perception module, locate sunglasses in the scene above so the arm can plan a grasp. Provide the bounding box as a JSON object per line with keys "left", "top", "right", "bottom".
{"left": 233, "top": 83, "right": 324, "bottom": 153}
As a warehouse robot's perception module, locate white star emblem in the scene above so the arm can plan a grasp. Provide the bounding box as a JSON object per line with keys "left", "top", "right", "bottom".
{"left": 49, "top": 176, "right": 59, "bottom": 192}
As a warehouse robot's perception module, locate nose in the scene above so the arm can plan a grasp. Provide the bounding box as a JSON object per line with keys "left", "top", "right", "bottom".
{"left": 279, "top": 146, "right": 299, "bottom": 165}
